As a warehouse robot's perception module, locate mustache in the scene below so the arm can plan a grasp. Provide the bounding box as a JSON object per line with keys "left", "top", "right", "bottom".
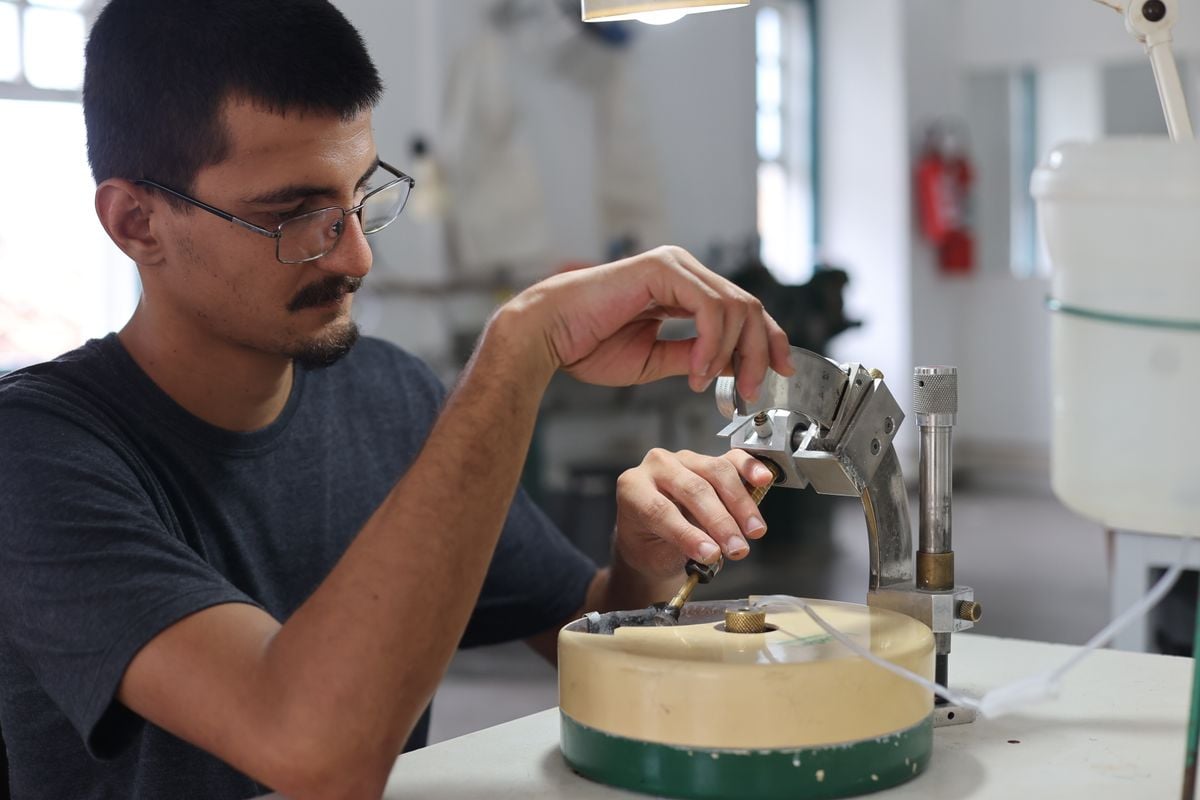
{"left": 287, "top": 276, "right": 362, "bottom": 312}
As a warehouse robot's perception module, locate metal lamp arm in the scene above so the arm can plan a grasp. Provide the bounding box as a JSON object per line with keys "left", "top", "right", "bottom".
{"left": 1093, "top": 0, "right": 1194, "bottom": 141}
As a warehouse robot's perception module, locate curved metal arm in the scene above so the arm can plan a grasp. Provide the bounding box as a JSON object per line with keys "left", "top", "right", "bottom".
{"left": 861, "top": 445, "right": 915, "bottom": 590}
{"left": 716, "top": 346, "right": 913, "bottom": 592}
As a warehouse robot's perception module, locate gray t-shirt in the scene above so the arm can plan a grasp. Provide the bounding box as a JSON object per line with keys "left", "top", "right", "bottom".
{"left": 0, "top": 334, "right": 596, "bottom": 799}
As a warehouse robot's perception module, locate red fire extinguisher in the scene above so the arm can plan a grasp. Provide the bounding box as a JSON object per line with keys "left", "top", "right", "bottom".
{"left": 916, "top": 127, "right": 975, "bottom": 275}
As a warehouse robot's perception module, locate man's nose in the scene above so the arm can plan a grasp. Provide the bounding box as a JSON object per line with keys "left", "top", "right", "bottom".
{"left": 315, "top": 212, "right": 372, "bottom": 278}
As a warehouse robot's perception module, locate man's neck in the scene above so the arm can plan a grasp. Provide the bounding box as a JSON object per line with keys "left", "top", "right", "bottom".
{"left": 118, "top": 310, "right": 295, "bottom": 433}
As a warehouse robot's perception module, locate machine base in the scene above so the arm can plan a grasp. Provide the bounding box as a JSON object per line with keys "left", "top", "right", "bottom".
{"left": 561, "top": 712, "right": 933, "bottom": 800}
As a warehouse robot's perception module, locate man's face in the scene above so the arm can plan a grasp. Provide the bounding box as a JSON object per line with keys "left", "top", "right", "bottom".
{"left": 147, "top": 99, "right": 379, "bottom": 368}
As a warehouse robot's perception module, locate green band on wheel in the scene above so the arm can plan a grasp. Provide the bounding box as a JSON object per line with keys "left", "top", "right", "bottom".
{"left": 561, "top": 712, "right": 932, "bottom": 800}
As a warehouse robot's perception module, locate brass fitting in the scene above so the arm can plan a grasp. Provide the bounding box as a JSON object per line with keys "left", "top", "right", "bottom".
{"left": 724, "top": 608, "right": 768, "bottom": 634}
{"left": 956, "top": 601, "right": 983, "bottom": 623}
{"left": 916, "top": 551, "right": 955, "bottom": 591}
{"left": 749, "top": 459, "right": 784, "bottom": 505}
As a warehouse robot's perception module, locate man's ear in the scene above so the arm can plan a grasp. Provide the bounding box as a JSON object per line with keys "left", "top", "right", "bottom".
{"left": 95, "top": 179, "right": 167, "bottom": 266}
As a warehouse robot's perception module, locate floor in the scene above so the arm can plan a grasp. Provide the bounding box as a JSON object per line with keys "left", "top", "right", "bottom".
{"left": 429, "top": 484, "right": 1115, "bottom": 744}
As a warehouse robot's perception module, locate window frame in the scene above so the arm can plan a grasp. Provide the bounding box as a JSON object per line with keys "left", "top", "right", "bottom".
{"left": 0, "top": 0, "right": 138, "bottom": 373}
{"left": 754, "top": 0, "right": 820, "bottom": 285}
{"left": 0, "top": 0, "right": 100, "bottom": 102}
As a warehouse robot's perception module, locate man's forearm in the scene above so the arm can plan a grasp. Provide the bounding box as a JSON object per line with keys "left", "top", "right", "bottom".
{"left": 256, "top": 304, "right": 559, "bottom": 785}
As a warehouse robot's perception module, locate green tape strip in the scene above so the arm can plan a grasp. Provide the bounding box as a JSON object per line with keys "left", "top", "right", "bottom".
{"left": 560, "top": 712, "right": 932, "bottom": 800}
{"left": 1046, "top": 297, "right": 1200, "bottom": 333}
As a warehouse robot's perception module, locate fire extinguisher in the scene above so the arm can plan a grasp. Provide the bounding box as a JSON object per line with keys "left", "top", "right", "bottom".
{"left": 915, "top": 127, "right": 975, "bottom": 275}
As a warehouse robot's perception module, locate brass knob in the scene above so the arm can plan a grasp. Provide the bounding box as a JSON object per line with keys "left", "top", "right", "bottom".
{"left": 748, "top": 460, "right": 783, "bottom": 505}
{"left": 956, "top": 601, "right": 983, "bottom": 623}
{"left": 724, "top": 608, "right": 768, "bottom": 634}
{"left": 869, "top": 368, "right": 885, "bottom": 380}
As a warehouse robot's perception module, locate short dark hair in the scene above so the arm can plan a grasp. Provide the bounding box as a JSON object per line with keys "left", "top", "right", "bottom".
{"left": 83, "top": 0, "right": 383, "bottom": 197}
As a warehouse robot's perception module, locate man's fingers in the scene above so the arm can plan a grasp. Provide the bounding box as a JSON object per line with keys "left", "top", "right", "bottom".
{"left": 671, "top": 249, "right": 790, "bottom": 395}
{"left": 637, "top": 339, "right": 696, "bottom": 384}
{"left": 621, "top": 246, "right": 793, "bottom": 395}
{"left": 687, "top": 298, "right": 726, "bottom": 392}
{"left": 648, "top": 450, "right": 753, "bottom": 560}
{"left": 766, "top": 314, "right": 794, "bottom": 376}
{"left": 618, "top": 466, "right": 723, "bottom": 564}
{"left": 678, "top": 450, "right": 771, "bottom": 541}
{"left": 734, "top": 304, "right": 770, "bottom": 403}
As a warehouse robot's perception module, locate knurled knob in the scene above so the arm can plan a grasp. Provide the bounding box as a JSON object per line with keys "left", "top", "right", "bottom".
{"left": 913, "top": 366, "right": 958, "bottom": 415}
{"left": 724, "top": 608, "right": 768, "bottom": 634}
{"left": 748, "top": 460, "right": 783, "bottom": 505}
{"left": 956, "top": 601, "right": 983, "bottom": 623}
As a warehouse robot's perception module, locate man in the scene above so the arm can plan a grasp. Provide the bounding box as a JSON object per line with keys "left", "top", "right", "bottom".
{"left": 0, "top": 1, "right": 793, "bottom": 798}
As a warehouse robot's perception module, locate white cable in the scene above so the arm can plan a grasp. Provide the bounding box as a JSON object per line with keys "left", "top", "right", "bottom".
{"left": 1051, "top": 541, "right": 1190, "bottom": 682}
{"left": 751, "top": 537, "right": 1192, "bottom": 719}
{"left": 754, "top": 594, "right": 982, "bottom": 711}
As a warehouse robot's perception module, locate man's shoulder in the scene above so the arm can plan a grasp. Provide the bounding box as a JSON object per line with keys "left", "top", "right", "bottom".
{"left": 0, "top": 337, "right": 116, "bottom": 417}
{"left": 0, "top": 338, "right": 138, "bottom": 485}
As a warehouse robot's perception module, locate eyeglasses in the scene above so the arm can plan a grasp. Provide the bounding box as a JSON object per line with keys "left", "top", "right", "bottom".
{"left": 135, "top": 160, "right": 414, "bottom": 264}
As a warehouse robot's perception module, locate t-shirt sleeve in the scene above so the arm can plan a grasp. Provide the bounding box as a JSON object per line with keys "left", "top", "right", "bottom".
{"left": 459, "top": 486, "right": 598, "bottom": 648}
{"left": 0, "top": 405, "right": 260, "bottom": 760}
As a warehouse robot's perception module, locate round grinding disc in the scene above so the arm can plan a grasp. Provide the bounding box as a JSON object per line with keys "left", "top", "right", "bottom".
{"left": 559, "top": 598, "right": 935, "bottom": 800}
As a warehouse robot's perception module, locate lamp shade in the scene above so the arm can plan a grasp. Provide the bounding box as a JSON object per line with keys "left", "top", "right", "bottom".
{"left": 581, "top": 0, "right": 748, "bottom": 24}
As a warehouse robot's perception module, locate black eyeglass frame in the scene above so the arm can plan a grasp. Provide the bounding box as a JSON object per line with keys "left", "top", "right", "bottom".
{"left": 134, "top": 160, "right": 414, "bottom": 264}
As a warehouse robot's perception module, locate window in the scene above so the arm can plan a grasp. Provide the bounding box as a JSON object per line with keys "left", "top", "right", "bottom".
{"left": 0, "top": 0, "right": 137, "bottom": 372}
{"left": 1, "top": 0, "right": 89, "bottom": 95}
{"left": 1004, "top": 64, "right": 1106, "bottom": 279}
{"left": 755, "top": 0, "right": 816, "bottom": 285}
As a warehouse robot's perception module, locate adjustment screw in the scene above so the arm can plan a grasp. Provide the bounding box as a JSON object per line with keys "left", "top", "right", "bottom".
{"left": 870, "top": 438, "right": 881, "bottom": 455}
{"left": 956, "top": 601, "right": 983, "bottom": 623}
{"left": 884, "top": 416, "right": 895, "bottom": 435}
{"left": 1143, "top": 0, "right": 1167, "bottom": 22}
{"left": 753, "top": 412, "right": 773, "bottom": 440}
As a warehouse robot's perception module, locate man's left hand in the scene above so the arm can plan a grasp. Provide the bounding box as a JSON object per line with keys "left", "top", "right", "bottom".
{"left": 613, "top": 448, "right": 777, "bottom": 581}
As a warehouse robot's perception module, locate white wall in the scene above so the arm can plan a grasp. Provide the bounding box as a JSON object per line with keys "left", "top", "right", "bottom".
{"left": 337, "top": 0, "right": 1177, "bottom": 481}
{"left": 334, "top": 0, "right": 450, "bottom": 362}
{"left": 630, "top": 11, "right": 758, "bottom": 253}
{"left": 956, "top": 3, "right": 1187, "bottom": 469}
{"left": 819, "top": 0, "right": 1187, "bottom": 478}
{"left": 903, "top": 0, "right": 968, "bottom": 372}
{"left": 818, "top": 0, "right": 915, "bottom": 461}
{"left": 332, "top": 0, "right": 756, "bottom": 373}
{"left": 963, "top": 0, "right": 1200, "bottom": 70}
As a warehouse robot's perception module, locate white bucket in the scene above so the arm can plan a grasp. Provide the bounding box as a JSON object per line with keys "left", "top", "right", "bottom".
{"left": 1031, "top": 138, "right": 1200, "bottom": 536}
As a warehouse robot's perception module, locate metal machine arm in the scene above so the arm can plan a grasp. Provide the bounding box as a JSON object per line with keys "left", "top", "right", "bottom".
{"left": 715, "top": 349, "right": 912, "bottom": 590}
{"left": 716, "top": 346, "right": 981, "bottom": 724}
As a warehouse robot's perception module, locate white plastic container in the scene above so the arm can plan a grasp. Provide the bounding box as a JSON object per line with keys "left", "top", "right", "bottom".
{"left": 1031, "top": 138, "right": 1200, "bottom": 536}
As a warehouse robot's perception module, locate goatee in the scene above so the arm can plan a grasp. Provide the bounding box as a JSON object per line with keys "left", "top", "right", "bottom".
{"left": 292, "top": 321, "right": 361, "bottom": 370}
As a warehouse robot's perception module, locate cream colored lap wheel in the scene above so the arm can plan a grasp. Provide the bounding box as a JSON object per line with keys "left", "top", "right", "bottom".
{"left": 558, "top": 598, "right": 935, "bottom": 799}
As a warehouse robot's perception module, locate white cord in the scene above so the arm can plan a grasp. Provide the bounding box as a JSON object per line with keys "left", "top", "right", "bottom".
{"left": 752, "top": 537, "right": 1192, "bottom": 719}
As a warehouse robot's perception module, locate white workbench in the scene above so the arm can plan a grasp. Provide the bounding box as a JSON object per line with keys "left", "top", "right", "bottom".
{"left": 261, "top": 634, "right": 1193, "bottom": 799}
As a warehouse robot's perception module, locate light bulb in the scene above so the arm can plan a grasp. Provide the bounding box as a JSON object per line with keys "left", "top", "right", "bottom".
{"left": 632, "top": 9, "right": 688, "bottom": 24}
{"left": 581, "top": 2, "right": 748, "bottom": 25}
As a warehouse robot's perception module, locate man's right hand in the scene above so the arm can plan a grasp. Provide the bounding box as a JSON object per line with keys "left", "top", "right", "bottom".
{"left": 503, "top": 246, "right": 794, "bottom": 402}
